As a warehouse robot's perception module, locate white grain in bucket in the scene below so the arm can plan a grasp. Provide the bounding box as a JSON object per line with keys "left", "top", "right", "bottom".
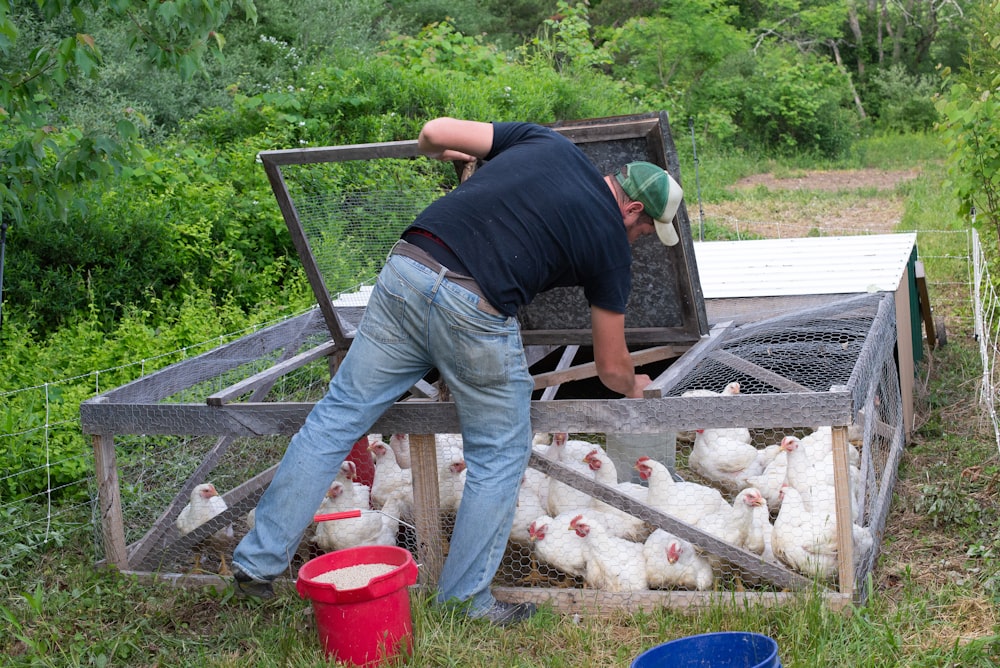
{"left": 312, "top": 562, "right": 396, "bottom": 589}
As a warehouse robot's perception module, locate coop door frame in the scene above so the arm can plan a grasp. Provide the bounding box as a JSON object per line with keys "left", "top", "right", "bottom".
{"left": 258, "top": 111, "right": 708, "bottom": 351}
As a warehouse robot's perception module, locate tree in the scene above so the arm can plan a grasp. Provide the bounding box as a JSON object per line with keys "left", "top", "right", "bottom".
{"left": 0, "top": 0, "right": 257, "bottom": 329}
{"left": 936, "top": 0, "right": 1000, "bottom": 242}
{"left": 603, "top": 0, "right": 749, "bottom": 111}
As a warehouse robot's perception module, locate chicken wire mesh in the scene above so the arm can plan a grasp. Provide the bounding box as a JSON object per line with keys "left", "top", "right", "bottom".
{"left": 490, "top": 294, "right": 902, "bottom": 604}
{"left": 84, "top": 289, "right": 902, "bottom": 610}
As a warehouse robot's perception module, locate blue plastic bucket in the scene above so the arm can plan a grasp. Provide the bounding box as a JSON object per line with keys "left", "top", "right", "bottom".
{"left": 631, "top": 631, "right": 781, "bottom": 668}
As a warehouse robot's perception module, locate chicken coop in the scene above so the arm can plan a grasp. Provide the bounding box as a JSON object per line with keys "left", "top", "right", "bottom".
{"left": 81, "top": 111, "right": 913, "bottom": 614}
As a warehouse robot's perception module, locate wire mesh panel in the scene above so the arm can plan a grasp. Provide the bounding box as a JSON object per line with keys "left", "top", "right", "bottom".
{"left": 82, "top": 289, "right": 902, "bottom": 612}
{"left": 259, "top": 112, "right": 709, "bottom": 348}
{"left": 489, "top": 292, "right": 903, "bottom": 606}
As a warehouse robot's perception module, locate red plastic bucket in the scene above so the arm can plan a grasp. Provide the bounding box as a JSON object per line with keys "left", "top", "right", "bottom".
{"left": 296, "top": 545, "right": 419, "bottom": 666}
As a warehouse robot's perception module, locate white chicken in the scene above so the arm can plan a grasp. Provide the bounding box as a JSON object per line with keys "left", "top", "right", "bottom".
{"left": 546, "top": 435, "right": 602, "bottom": 516}
{"left": 313, "top": 477, "right": 397, "bottom": 552}
{"left": 688, "top": 428, "right": 773, "bottom": 494}
{"left": 176, "top": 483, "right": 235, "bottom": 575}
{"left": 528, "top": 513, "right": 588, "bottom": 579}
{"left": 582, "top": 448, "right": 651, "bottom": 542}
{"left": 772, "top": 485, "right": 840, "bottom": 580}
{"left": 744, "top": 444, "right": 788, "bottom": 511}
{"left": 745, "top": 495, "right": 775, "bottom": 560}
{"left": 510, "top": 472, "right": 549, "bottom": 548}
{"left": 569, "top": 513, "right": 648, "bottom": 592}
{"left": 683, "top": 382, "right": 773, "bottom": 492}
{"left": 532, "top": 431, "right": 554, "bottom": 451}
{"left": 387, "top": 433, "right": 412, "bottom": 469}
{"left": 682, "top": 381, "right": 751, "bottom": 443}
{"left": 335, "top": 459, "right": 372, "bottom": 507}
{"left": 636, "top": 456, "right": 730, "bottom": 528}
{"left": 781, "top": 436, "right": 863, "bottom": 523}
{"left": 521, "top": 465, "right": 550, "bottom": 515}
{"left": 368, "top": 438, "right": 413, "bottom": 511}
{"left": 798, "top": 481, "right": 874, "bottom": 558}
{"left": 693, "top": 487, "right": 767, "bottom": 555}
{"left": 523, "top": 433, "right": 557, "bottom": 510}
{"left": 798, "top": 426, "right": 862, "bottom": 466}
{"left": 435, "top": 436, "right": 467, "bottom": 514}
{"left": 550, "top": 432, "right": 603, "bottom": 462}
{"left": 643, "top": 528, "right": 715, "bottom": 591}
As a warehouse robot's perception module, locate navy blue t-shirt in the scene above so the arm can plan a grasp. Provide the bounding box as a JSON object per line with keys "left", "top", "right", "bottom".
{"left": 406, "top": 122, "right": 632, "bottom": 318}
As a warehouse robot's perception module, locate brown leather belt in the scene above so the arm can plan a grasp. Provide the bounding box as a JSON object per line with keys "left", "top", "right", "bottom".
{"left": 389, "top": 240, "right": 502, "bottom": 317}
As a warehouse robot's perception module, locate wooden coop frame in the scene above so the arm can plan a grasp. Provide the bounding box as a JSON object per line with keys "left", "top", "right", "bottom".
{"left": 80, "top": 113, "right": 905, "bottom": 615}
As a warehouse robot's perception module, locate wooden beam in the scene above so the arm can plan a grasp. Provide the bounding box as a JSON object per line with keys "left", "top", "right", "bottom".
{"left": 82, "top": 392, "right": 856, "bottom": 436}
{"left": 493, "top": 586, "right": 853, "bottom": 615}
{"left": 207, "top": 340, "right": 337, "bottom": 406}
{"left": 532, "top": 346, "right": 681, "bottom": 391}
{"left": 540, "top": 346, "right": 579, "bottom": 401}
{"left": 831, "top": 425, "right": 855, "bottom": 598}
{"left": 708, "top": 349, "right": 814, "bottom": 394}
{"left": 644, "top": 322, "right": 734, "bottom": 398}
{"left": 522, "top": 328, "right": 699, "bottom": 346}
{"left": 915, "top": 260, "right": 936, "bottom": 349}
{"left": 117, "top": 574, "right": 854, "bottom": 614}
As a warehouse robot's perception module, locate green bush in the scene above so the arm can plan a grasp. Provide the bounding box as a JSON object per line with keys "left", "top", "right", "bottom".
{"left": 700, "top": 46, "right": 859, "bottom": 157}
{"left": 864, "top": 64, "right": 941, "bottom": 133}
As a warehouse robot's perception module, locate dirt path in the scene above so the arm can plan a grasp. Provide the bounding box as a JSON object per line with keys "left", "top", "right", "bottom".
{"left": 699, "top": 168, "right": 922, "bottom": 237}
{"left": 732, "top": 167, "right": 922, "bottom": 192}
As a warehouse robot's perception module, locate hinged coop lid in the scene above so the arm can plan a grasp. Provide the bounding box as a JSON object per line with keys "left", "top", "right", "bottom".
{"left": 258, "top": 111, "right": 708, "bottom": 350}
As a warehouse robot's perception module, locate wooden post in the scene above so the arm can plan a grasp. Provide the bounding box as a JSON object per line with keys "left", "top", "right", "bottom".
{"left": 894, "top": 270, "right": 915, "bottom": 441}
{"left": 831, "top": 425, "right": 855, "bottom": 598}
{"left": 915, "top": 260, "right": 936, "bottom": 349}
{"left": 409, "top": 433, "right": 444, "bottom": 587}
{"left": 93, "top": 433, "right": 129, "bottom": 569}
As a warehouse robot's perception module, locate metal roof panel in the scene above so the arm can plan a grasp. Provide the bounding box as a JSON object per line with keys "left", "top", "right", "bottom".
{"left": 693, "top": 233, "right": 917, "bottom": 298}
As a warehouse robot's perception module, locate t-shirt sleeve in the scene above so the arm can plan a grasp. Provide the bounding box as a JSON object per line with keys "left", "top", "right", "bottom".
{"left": 583, "top": 263, "right": 631, "bottom": 314}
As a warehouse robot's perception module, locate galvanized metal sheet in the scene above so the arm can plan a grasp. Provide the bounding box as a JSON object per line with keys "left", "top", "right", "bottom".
{"left": 694, "top": 233, "right": 917, "bottom": 298}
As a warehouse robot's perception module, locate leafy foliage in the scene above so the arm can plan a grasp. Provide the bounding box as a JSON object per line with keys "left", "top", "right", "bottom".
{"left": 0, "top": 0, "right": 258, "bottom": 225}
{"left": 864, "top": 64, "right": 941, "bottom": 133}
{"left": 935, "top": 0, "right": 1000, "bottom": 241}
{"left": 694, "top": 46, "right": 858, "bottom": 156}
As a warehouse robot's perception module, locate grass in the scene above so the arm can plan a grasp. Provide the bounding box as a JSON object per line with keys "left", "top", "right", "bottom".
{"left": 4, "top": 131, "right": 1000, "bottom": 667}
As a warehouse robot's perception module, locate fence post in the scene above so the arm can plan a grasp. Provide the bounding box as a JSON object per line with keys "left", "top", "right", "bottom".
{"left": 93, "top": 433, "right": 129, "bottom": 569}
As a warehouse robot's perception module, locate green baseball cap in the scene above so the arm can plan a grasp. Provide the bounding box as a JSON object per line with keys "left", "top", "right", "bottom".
{"left": 614, "top": 161, "right": 684, "bottom": 246}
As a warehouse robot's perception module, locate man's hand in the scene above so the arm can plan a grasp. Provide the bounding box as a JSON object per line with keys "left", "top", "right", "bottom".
{"left": 625, "top": 373, "right": 652, "bottom": 398}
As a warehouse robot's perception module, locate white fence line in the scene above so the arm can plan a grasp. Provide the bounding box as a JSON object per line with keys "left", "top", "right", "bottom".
{"left": 972, "top": 230, "right": 1000, "bottom": 452}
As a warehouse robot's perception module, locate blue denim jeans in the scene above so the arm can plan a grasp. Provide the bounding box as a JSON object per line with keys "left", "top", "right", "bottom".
{"left": 232, "top": 251, "right": 533, "bottom": 616}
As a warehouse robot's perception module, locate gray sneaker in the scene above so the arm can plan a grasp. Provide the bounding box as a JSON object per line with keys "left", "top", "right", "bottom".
{"left": 479, "top": 600, "right": 537, "bottom": 626}
{"left": 233, "top": 567, "right": 275, "bottom": 600}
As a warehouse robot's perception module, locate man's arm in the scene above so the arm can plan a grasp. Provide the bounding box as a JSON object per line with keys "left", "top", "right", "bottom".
{"left": 591, "top": 305, "right": 651, "bottom": 398}
{"left": 417, "top": 117, "right": 494, "bottom": 162}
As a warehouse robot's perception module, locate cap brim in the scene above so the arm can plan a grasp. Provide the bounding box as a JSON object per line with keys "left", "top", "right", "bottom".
{"left": 653, "top": 173, "right": 683, "bottom": 246}
{"left": 654, "top": 220, "right": 679, "bottom": 246}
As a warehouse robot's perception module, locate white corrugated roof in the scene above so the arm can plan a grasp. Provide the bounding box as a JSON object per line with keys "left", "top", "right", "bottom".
{"left": 693, "top": 233, "right": 917, "bottom": 299}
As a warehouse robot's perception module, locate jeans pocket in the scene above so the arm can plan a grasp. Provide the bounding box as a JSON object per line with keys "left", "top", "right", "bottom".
{"left": 450, "top": 324, "right": 511, "bottom": 387}
{"left": 358, "top": 272, "right": 408, "bottom": 344}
